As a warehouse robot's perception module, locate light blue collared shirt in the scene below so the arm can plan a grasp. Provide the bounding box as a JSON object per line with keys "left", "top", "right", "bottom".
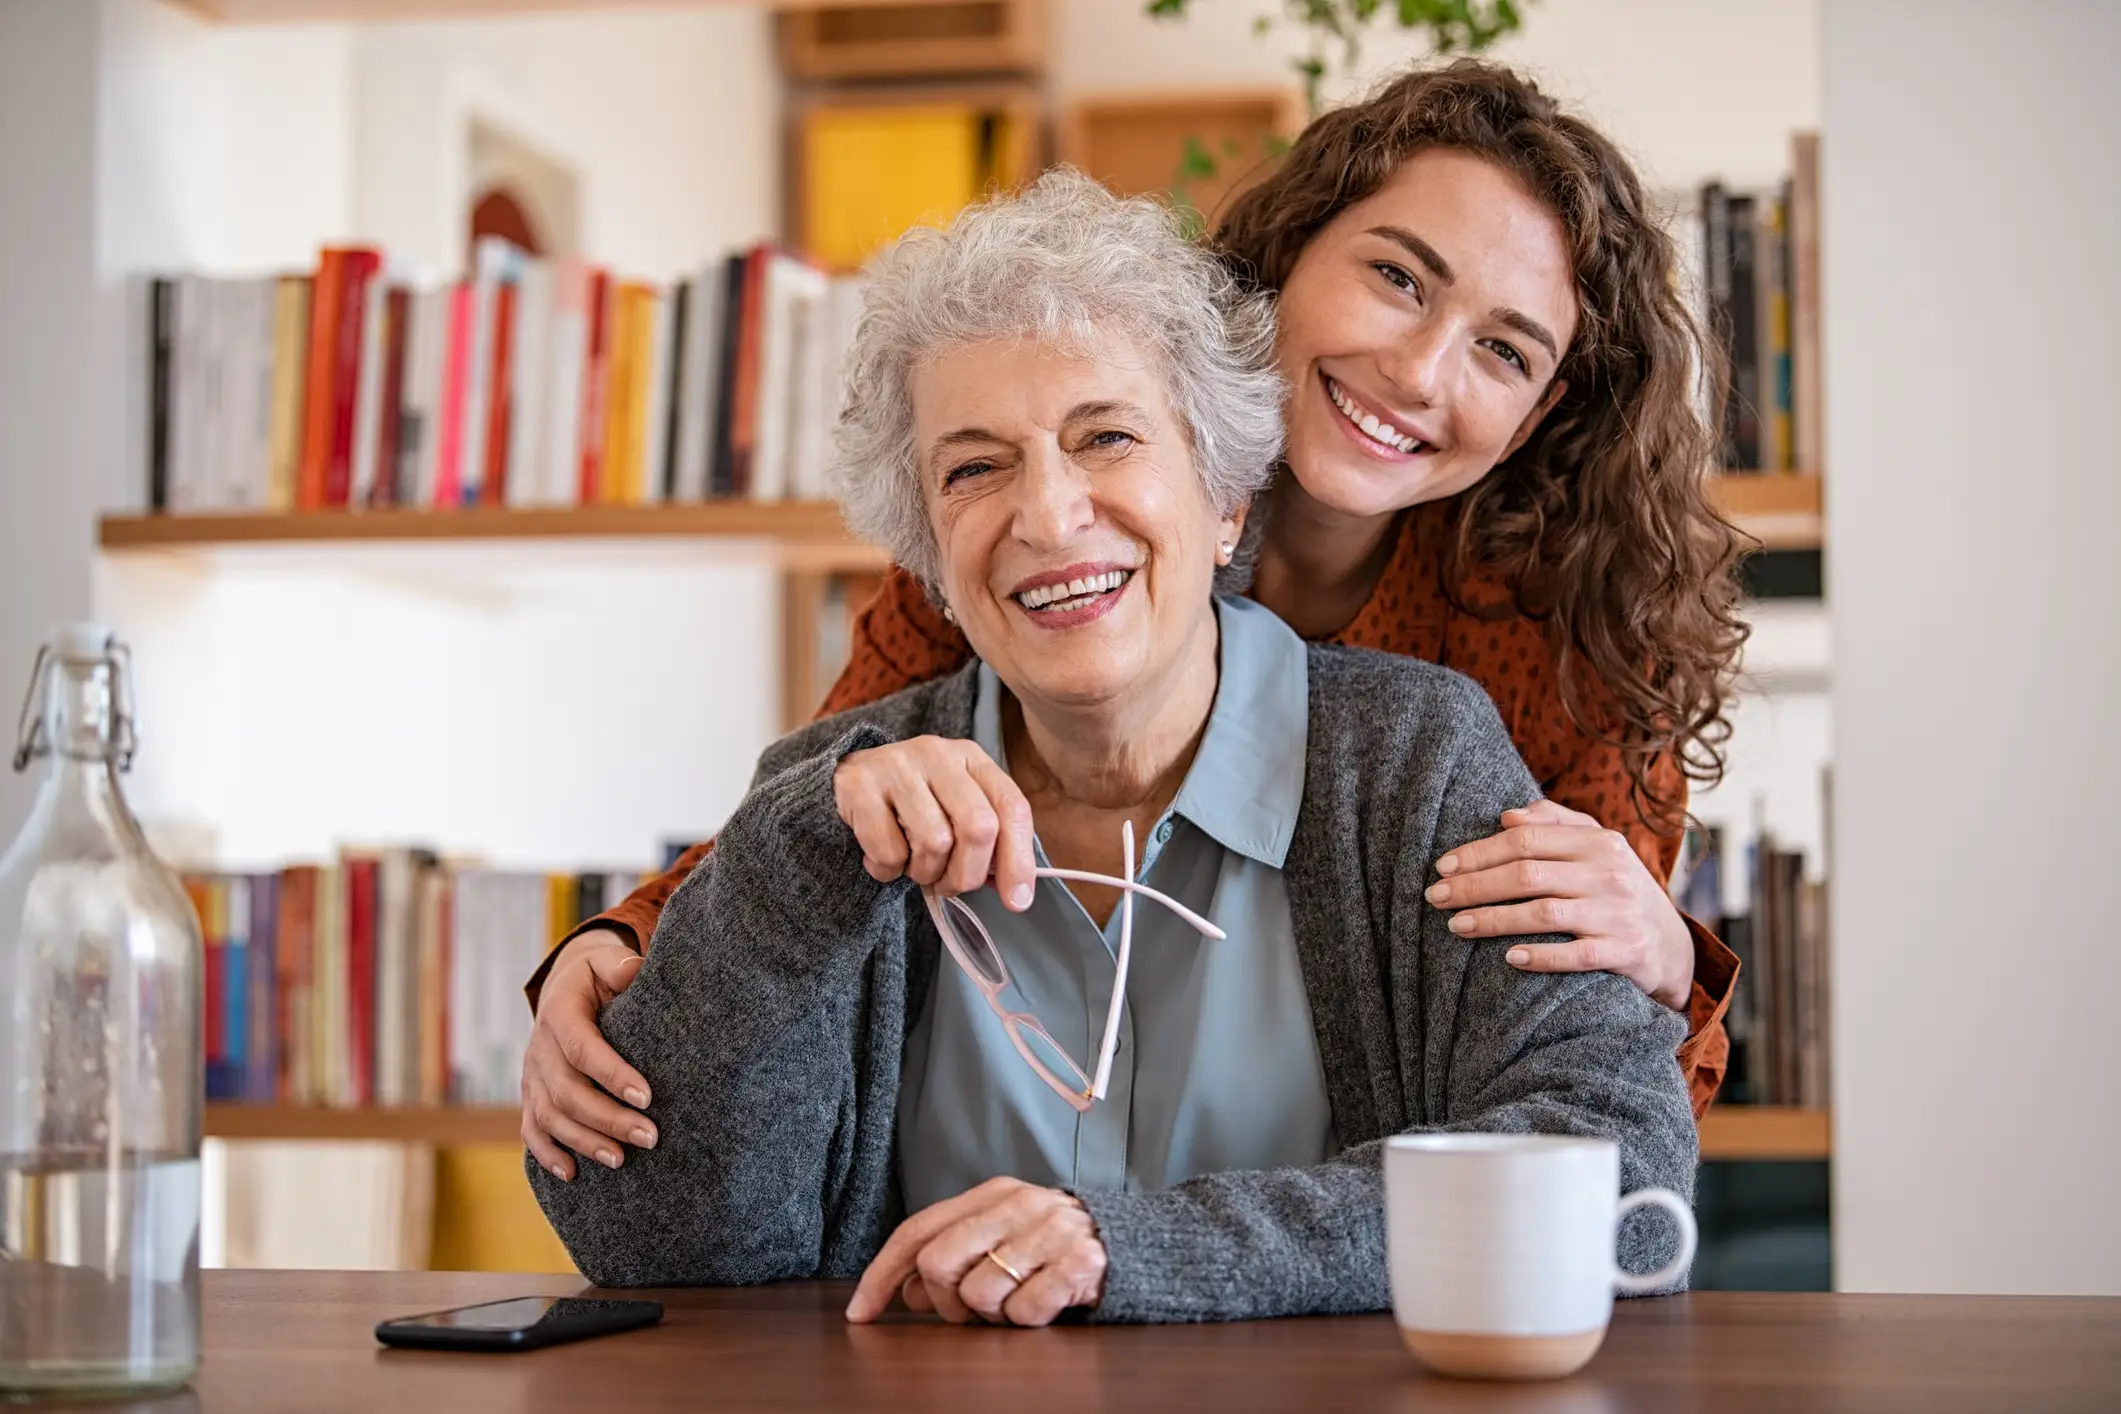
{"left": 897, "top": 596, "right": 1336, "bottom": 1209}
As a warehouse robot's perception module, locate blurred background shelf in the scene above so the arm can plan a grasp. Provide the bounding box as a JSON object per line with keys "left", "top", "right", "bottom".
{"left": 207, "top": 1104, "right": 525, "bottom": 1146}
{"left": 205, "top": 1102, "right": 1831, "bottom": 1162}
{"left": 1712, "top": 472, "right": 1824, "bottom": 551}
{"left": 98, "top": 501, "right": 886, "bottom": 566}
{"left": 1698, "top": 1105, "right": 1830, "bottom": 1162}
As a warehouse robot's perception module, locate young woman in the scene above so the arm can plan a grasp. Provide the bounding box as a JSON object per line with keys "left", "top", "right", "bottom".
{"left": 521, "top": 59, "right": 1749, "bottom": 1183}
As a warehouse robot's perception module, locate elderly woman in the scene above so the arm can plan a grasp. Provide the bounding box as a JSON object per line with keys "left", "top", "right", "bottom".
{"left": 527, "top": 172, "right": 1695, "bottom": 1326}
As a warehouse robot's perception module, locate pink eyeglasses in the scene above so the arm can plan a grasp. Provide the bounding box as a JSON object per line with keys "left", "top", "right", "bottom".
{"left": 920, "top": 821, "right": 1226, "bottom": 1114}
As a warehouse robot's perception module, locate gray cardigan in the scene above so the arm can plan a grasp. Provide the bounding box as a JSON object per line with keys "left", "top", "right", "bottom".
{"left": 529, "top": 646, "right": 1697, "bottom": 1322}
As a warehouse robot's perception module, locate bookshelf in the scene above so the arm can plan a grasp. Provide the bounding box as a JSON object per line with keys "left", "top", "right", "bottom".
{"left": 205, "top": 1103, "right": 1832, "bottom": 1161}
{"left": 97, "top": 473, "right": 1822, "bottom": 556}
{"left": 97, "top": 500, "right": 883, "bottom": 561}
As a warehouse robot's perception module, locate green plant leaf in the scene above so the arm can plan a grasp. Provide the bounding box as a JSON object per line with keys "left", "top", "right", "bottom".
{"left": 1177, "top": 134, "right": 1221, "bottom": 182}
{"left": 1144, "top": 0, "right": 1191, "bottom": 18}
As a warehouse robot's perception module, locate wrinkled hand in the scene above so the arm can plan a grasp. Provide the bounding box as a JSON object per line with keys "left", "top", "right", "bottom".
{"left": 845, "top": 1177, "right": 1107, "bottom": 1328}
{"left": 1424, "top": 798, "right": 1696, "bottom": 1011}
{"left": 521, "top": 928, "right": 656, "bottom": 1181}
{"left": 834, "top": 736, "right": 1037, "bottom": 910}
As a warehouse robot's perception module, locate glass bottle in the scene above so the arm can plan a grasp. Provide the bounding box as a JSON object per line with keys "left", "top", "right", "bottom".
{"left": 0, "top": 624, "right": 201, "bottom": 1394}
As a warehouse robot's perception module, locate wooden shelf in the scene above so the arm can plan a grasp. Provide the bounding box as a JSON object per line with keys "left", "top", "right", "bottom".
{"left": 178, "top": 0, "right": 919, "bottom": 21}
{"left": 97, "top": 501, "right": 884, "bottom": 564}
{"left": 206, "top": 1102, "right": 1828, "bottom": 1160}
{"left": 1711, "top": 471, "right": 1824, "bottom": 551}
{"left": 1699, "top": 1105, "right": 1830, "bottom": 1162}
{"left": 206, "top": 1104, "right": 523, "bottom": 1145}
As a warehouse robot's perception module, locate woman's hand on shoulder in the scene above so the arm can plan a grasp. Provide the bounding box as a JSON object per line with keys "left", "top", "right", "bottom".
{"left": 844, "top": 1177, "right": 1107, "bottom": 1328}
{"left": 1423, "top": 799, "right": 1695, "bottom": 1011}
{"left": 521, "top": 928, "right": 657, "bottom": 1182}
{"left": 833, "top": 736, "right": 1037, "bottom": 909}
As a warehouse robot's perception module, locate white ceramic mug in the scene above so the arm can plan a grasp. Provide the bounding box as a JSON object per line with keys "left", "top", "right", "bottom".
{"left": 1384, "top": 1133, "right": 1697, "bottom": 1381}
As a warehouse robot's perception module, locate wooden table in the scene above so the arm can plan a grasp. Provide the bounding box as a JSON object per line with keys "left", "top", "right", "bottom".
{"left": 34, "top": 1270, "right": 2121, "bottom": 1413}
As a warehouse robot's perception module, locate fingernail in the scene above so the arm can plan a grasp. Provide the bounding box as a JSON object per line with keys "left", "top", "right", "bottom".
{"left": 1437, "top": 854, "right": 1460, "bottom": 875}
{"left": 632, "top": 1126, "right": 657, "bottom": 1149}
{"left": 624, "top": 1086, "right": 650, "bottom": 1107}
{"left": 1507, "top": 947, "right": 1530, "bottom": 966}
{"left": 547, "top": 1163, "right": 569, "bottom": 1182}
{"left": 598, "top": 1149, "right": 622, "bottom": 1170}
{"left": 1426, "top": 882, "right": 1451, "bottom": 905}
{"left": 1449, "top": 914, "right": 1476, "bottom": 935}
{"left": 1010, "top": 883, "right": 1033, "bottom": 910}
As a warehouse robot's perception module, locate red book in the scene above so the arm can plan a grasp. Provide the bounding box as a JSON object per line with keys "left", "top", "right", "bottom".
{"left": 482, "top": 281, "right": 516, "bottom": 506}
{"left": 323, "top": 250, "right": 382, "bottom": 508}
{"left": 345, "top": 857, "right": 377, "bottom": 1108}
{"left": 296, "top": 251, "right": 347, "bottom": 510}
{"left": 434, "top": 282, "right": 473, "bottom": 509}
{"left": 577, "top": 268, "right": 611, "bottom": 504}
{"left": 727, "top": 245, "right": 772, "bottom": 496}
{"left": 374, "top": 286, "right": 410, "bottom": 508}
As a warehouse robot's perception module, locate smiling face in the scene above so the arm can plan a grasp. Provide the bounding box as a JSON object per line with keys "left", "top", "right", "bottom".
{"left": 1273, "top": 148, "right": 1582, "bottom": 520}
{"left": 912, "top": 333, "right": 1242, "bottom": 714}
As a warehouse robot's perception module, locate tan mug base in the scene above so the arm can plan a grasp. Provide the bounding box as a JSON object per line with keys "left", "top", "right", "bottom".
{"left": 1399, "top": 1325, "right": 1607, "bottom": 1381}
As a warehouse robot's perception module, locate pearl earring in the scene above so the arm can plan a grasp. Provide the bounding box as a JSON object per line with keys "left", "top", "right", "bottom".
{"left": 1217, "top": 542, "right": 1234, "bottom": 563}
{"left": 942, "top": 604, "right": 956, "bottom": 624}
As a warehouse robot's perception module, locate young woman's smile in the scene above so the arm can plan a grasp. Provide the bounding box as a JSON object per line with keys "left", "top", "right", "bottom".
{"left": 1275, "top": 148, "right": 1580, "bottom": 521}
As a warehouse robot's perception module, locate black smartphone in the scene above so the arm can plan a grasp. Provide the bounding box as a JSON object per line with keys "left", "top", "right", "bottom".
{"left": 375, "top": 1296, "right": 663, "bottom": 1352}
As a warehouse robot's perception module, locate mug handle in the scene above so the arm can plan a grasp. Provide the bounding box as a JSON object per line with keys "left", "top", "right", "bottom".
{"left": 1611, "top": 1187, "right": 1698, "bottom": 1295}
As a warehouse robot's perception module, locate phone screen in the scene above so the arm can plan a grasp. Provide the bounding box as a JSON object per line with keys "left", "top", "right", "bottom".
{"left": 401, "top": 1297, "right": 568, "bottom": 1331}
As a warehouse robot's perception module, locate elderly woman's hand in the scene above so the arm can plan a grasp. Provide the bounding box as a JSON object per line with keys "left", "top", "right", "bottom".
{"left": 1423, "top": 799, "right": 1696, "bottom": 1011}
{"left": 521, "top": 928, "right": 657, "bottom": 1182}
{"left": 834, "top": 736, "right": 1039, "bottom": 908}
{"left": 845, "top": 1177, "right": 1107, "bottom": 1327}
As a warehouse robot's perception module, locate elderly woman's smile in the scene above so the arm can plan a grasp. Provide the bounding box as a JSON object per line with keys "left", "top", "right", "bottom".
{"left": 913, "top": 334, "right": 1242, "bottom": 717}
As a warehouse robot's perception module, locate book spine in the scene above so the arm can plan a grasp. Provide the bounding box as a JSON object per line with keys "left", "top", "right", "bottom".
{"left": 249, "top": 871, "right": 279, "bottom": 1104}
{"left": 543, "top": 261, "right": 588, "bottom": 509}
{"left": 709, "top": 253, "right": 746, "bottom": 498}
{"left": 1790, "top": 133, "right": 1824, "bottom": 476}
{"left": 266, "top": 276, "right": 311, "bottom": 512}
{"left": 149, "top": 278, "right": 174, "bottom": 511}
{"left": 729, "top": 246, "right": 771, "bottom": 498}
{"left": 225, "top": 875, "right": 250, "bottom": 1101}
{"left": 375, "top": 286, "right": 410, "bottom": 508}
{"left": 326, "top": 251, "right": 382, "bottom": 508}
{"left": 435, "top": 282, "right": 473, "bottom": 509}
{"left": 346, "top": 857, "right": 377, "bottom": 1108}
{"left": 483, "top": 279, "right": 517, "bottom": 507}
{"left": 578, "top": 269, "right": 611, "bottom": 505}
{"left": 662, "top": 279, "right": 690, "bottom": 503}
{"left": 1726, "top": 194, "right": 1761, "bottom": 472}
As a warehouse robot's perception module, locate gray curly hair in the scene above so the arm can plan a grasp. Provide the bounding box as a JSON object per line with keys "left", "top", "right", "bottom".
{"left": 830, "top": 169, "right": 1285, "bottom": 588}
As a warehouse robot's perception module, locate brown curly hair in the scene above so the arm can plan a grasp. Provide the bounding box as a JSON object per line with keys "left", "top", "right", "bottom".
{"left": 1215, "top": 58, "right": 1749, "bottom": 830}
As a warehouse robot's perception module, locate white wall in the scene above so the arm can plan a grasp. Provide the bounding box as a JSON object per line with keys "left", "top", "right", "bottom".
{"left": 1825, "top": 0, "right": 2121, "bottom": 1294}
{"left": 0, "top": 0, "right": 106, "bottom": 844}
{"left": 349, "top": 7, "right": 781, "bottom": 279}
{"left": 1055, "top": 0, "right": 1821, "bottom": 191}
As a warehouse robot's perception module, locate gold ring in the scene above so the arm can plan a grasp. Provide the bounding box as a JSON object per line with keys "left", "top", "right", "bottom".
{"left": 983, "top": 1248, "right": 1026, "bottom": 1285}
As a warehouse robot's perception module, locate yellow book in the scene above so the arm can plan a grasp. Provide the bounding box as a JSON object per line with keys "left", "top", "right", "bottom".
{"left": 622, "top": 284, "right": 657, "bottom": 504}
{"left": 600, "top": 287, "right": 636, "bottom": 505}
{"left": 802, "top": 105, "right": 985, "bottom": 272}
{"left": 266, "top": 276, "right": 311, "bottom": 511}
{"left": 546, "top": 873, "right": 576, "bottom": 952}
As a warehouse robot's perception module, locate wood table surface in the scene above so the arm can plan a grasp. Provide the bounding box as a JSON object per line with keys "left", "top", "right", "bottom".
{"left": 29, "top": 1269, "right": 2120, "bottom": 1414}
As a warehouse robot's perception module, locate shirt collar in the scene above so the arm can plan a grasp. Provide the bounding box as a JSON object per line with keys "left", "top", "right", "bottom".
{"left": 971, "top": 595, "right": 1309, "bottom": 869}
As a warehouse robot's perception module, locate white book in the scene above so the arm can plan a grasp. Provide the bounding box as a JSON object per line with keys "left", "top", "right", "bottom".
{"left": 347, "top": 272, "right": 389, "bottom": 509}
{"left": 504, "top": 258, "right": 553, "bottom": 508}
{"left": 751, "top": 255, "right": 825, "bottom": 503}
{"left": 409, "top": 285, "right": 452, "bottom": 508}
{"left": 672, "top": 266, "right": 723, "bottom": 503}
{"left": 447, "top": 868, "right": 481, "bottom": 1103}
{"left": 372, "top": 851, "right": 409, "bottom": 1106}
{"left": 170, "top": 276, "right": 208, "bottom": 512}
{"left": 248, "top": 278, "right": 278, "bottom": 510}
{"left": 541, "top": 260, "right": 589, "bottom": 508}
{"left": 785, "top": 282, "right": 828, "bottom": 500}
{"left": 200, "top": 279, "right": 229, "bottom": 510}
{"left": 640, "top": 289, "right": 676, "bottom": 505}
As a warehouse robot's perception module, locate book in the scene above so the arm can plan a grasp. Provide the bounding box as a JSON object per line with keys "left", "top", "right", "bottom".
{"left": 1789, "top": 132, "right": 1824, "bottom": 476}
{"left": 149, "top": 278, "right": 174, "bottom": 511}
{"left": 577, "top": 267, "right": 612, "bottom": 504}
{"left": 671, "top": 265, "right": 724, "bottom": 503}
{"left": 324, "top": 251, "right": 384, "bottom": 508}
{"left": 266, "top": 276, "right": 312, "bottom": 512}
{"left": 434, "top": 283, "right": 474, "bottom": 509}
{"left": 542, "top": 259, "right": 590, "bottom": 509}
{"left": 504, "top": 257, "right": 553, "bottom": 509}
{"left": 482, "top": 277, "right": 517, "bottom": 506}
{"left": 374, "top": 285, "right": 410, "bottom": 507}
{"left": 708, "top": 251, "right": 749, "bottom": 498}
{"left": 727, "top": 248, "right": 772, "bottom": 496}
{"left": 643, "top": 283, "right": 678, "bottom": 505}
